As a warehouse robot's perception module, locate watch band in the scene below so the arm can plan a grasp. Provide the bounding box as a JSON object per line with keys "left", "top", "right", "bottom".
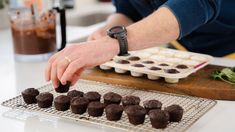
{"left": 116, "top": 35, "right": 129, "bottom": 56}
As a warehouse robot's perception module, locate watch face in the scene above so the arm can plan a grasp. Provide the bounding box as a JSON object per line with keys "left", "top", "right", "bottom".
{"left": 111, "top": 27, "right": 122, "bottom": 32}
{"left": 110, "top": 26, "right": 125, "bottom": 34}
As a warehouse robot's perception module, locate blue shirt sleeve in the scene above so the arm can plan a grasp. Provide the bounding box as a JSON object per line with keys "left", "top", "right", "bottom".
{"left": 162, "top": 0, "right": 222, "bottom": 39}
{"left": 112, "top": 0, "right": 142, "bottom": 22}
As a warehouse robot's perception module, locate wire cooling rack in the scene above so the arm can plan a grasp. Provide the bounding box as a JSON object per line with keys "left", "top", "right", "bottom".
{"left": 1, "top": 80, "right": 216, "bottom": 132}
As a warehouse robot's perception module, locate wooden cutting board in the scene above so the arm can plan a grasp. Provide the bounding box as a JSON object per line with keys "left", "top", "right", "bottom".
{"left": 81, "top": 65, "right": 235, "bottom": 100}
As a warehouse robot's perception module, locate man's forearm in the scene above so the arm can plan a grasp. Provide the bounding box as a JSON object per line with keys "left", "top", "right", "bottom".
{"left": 127, "top": 7, "right": 180, "bottom": 51}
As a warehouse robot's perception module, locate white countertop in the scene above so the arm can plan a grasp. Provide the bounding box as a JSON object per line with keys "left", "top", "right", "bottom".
{"left": 0, "top": 26, "right": 235, "bottom": 132}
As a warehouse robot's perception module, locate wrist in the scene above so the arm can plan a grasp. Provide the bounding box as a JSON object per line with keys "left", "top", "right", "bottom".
{"left": 126, "top": 27, "right": 135, "bottom": 51}
{"left": 103, "top": 36, "right": 120, "bottom": 56}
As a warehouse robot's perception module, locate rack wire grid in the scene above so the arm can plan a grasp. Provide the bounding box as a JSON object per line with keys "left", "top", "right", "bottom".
{"left": 1, "top": 80, "right": 216, "bottom": 132}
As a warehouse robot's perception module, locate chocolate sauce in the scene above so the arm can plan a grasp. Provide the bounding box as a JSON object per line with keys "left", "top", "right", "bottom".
{"left": 128, "top": 56, "right": 141, "bottom": 61}
{"left": 149, "top": 66, "right": 161, "bottom": 71}
{"left": 132, "top": 64, "right": 145, "bottom": 67}
{"left": 159, "top": 63, "right": 169, "bottom": 66}
{"left": 116, "top": 59, "right": 130, "bottom": 64}
{"left": 165, "top": 69, "right": 180, "bottom": 74}
{"left": 176, "top": 64, "right": 188, "bottom": 69}
{"left": 142, "top": 60, "right": 154, "bottom": 64}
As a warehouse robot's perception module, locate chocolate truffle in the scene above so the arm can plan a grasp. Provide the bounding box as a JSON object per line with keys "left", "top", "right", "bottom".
{"left": 149, "top": 66, "right": 161, "bottom": 71}
{"left": 87, "top": 102, "right": 105, "bottom": 117}
{"left": 176, "top": 64, "right": 188, "bottom": 69}
{"left": 122, "top": 95, "right": 140, "bottom": 107}
{"left": 105, "top": 104, "right": 124, "bottom": 121}
{"left": 132, "top": 64, "right": 145, "bottom": 68}
{"left": 103, "top": 92, "right": 122, "bottom": 105}
{"left": 21, "top": 88, "right": 39, "bottom": 104}
{"left": 116, "top": 59, "right": 130, "bottom": 64}
{"left": 159, "top": 63, "right": 169, "bottom": 66}
{"left": 142, "top": 60, "right": 154, "bottom": 64}
{"left": 165, "top": 69, "right": 180, "bottom": 74}
{"left": 54, "top": 95, "right": 70, "bottom": 111}
{"left": 84, "top": 91, "right": 101, "bottom": 102}
{"left": 71, "top": 97, "right": 89, "bottom": 114}
{"left": 55, "top": 81, "right": 71, "bottom": 93}
{"left": 165, "top": 104, "right": 184, "bottom": 122}
{"left": 128, "top": 56, "right": 141, "bottom": 61}
{"left": 36, "top": 92, "right": 53, "bottom": 108}
{"left": 67, "top": 90, "right": 84, "bottom": 100}
{"left": 143, "top": 100, "right": 162, "bottom": 113}
{"left": 125, "top": 105, "right": 146, "bottom": 125}
{"left": 149, "top": 109, "right": 169, "bottom": 129}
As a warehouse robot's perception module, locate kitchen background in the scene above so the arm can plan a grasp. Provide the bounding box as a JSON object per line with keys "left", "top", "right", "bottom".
{"left": 0, "top": 0, "right": 114, "bottom": 30}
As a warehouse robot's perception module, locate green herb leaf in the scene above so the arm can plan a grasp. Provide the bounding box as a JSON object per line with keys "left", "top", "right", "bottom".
{"left": 211, "top": 67, "right": 235, "bottom": 86}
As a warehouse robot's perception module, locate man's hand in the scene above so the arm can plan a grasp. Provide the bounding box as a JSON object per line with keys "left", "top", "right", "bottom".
{"left": 45, "top": 36, "right": 119, "bottom": 88}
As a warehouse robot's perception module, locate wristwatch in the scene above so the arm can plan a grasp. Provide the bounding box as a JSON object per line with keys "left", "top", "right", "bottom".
{"left": 107, "top": 26, "right": 129, "bottom": 56}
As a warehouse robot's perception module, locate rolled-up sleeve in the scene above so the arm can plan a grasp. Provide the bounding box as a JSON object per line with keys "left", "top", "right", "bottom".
{"left": 162, "top": 0, "right": 222, "bottom": 39}
{"left": 112, "top": 0, "right": 142, "bottom": 22}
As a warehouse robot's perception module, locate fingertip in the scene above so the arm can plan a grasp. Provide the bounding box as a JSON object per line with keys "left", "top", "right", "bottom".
{"left": 54, "top": 82, "right": 59, "bottom": 88}
{"left": 60, "top": 73, "right": 69, "bottom": 85}
{"left": 45, "top": 73, "right": 50, "bottom": 82}
{"left": 61, "top": 79, "right": 66, "bottom": 85}
{"left": 52, "top": 79, "right": 59, "bottom": 88}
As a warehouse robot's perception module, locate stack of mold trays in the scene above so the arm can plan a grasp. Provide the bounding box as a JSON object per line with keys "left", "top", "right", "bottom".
{"left": 99, "top": 47, "right": 213, "bottom": 83}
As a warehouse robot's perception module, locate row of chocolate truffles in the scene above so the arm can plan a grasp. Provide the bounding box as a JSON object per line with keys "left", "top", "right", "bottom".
{"left": 22, "top": 88, "right": 183, "bottom": 129}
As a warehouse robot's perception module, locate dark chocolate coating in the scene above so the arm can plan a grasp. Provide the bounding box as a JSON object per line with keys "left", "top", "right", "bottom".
{"left": 176, "top": 64, "right": 188, "bottom": 69}
{"left": 67, "top": 90, "right": 84, "bottom": 100}
{"left": 84, "top": 91, "right": 101, "bottom": 102}
{"left": 159, "top": 63, "right": 169, "bottom": 66}
{"left": 128, "top": 56, "right": 141, "bottom": 61}
{"left": 143, "top": 100, "right": 162, "bottom": 113}
{"left": 125, "top": 105, "right": 146, "bottom": 125}
{"left": 87, "top": 101, "right": 105, "bottom": 117}
{"left": 165, "top": 104, "right": 184, "bottom": 122}
{"left": 21, "top": 88, "right": 39, "bottom": 104}
{"left": 165, "top": 69, "right": 180, "bottom": 74}
{"left": 54, "top": 95, "right": 70, "bottom": 111}
{"left": 103, "top": 92, "right": 122, "bottom": 105}
{"left": 71, "top": 97, "right": 89, "bottom": 114}
{"left": 116, "top": 59, "right": 130, "bottom": 64}
{"left": 131, "top": 64, "right": 145, "bottom": 67}
{"left": 142, "top": 60, "right": 154, "bottom": 64}
{"left": 149, "top": 66, "right": 161, "bottom": 71}
{"left": 55, "top": 82, "right": 71, "bottom": 93}
{"left": 122, "top": 95, "right": 140, "bottom": 107}
{"left": 105, "top": 104, "right": 124, "bottom": 121}
{"left": 149, "top": 109, "right": 169, "bottom": 129}
{"left": 36, "top": 92, "right": 53, "bottom": 108}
